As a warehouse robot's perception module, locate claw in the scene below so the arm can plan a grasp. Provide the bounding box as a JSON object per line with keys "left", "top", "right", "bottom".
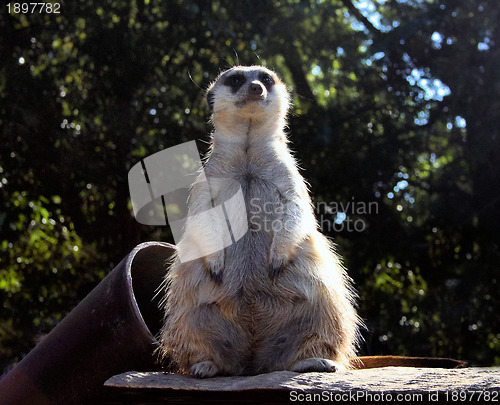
{"left": 291, "top": 358, "right": 342, "bottom": 373}
{"left": 209, "top": 269, "right": 223, "bottom": 284}
{"left": 268, "top": 248, "right": 292, "bottom": 280}
{"left": 190, "top": 361, "right": 219, "bottom": 378}
{"left": 203, "top": 252, "right": 224, "bottom": 284}
{"left": 269, "top": 261, "right": 286, "bottom": 280}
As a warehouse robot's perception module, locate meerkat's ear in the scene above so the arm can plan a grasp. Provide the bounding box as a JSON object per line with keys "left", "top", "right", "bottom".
{"left": 206, "top": 88, "right": 215, "bottom": 114}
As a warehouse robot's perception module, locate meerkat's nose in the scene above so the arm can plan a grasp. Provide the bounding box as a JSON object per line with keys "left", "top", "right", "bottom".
{"left": 248, "top": 81, "right": 267, "bottom": 100}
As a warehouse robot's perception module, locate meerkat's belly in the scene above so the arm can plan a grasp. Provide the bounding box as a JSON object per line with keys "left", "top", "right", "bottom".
{"left": 221, "top": 170, "right": 282, "bottom": 281}
{"left": 217, "top": 168, "right": 312, "bottom": 321}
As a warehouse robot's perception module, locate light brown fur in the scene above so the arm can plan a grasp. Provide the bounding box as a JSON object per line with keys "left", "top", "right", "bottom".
{"left": 159, "top": 66, "right": 360, "bottom": 378}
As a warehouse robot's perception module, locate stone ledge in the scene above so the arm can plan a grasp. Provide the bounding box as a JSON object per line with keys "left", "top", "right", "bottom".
{"left": 102, "top": 367, "right": 499, "bottom": 404}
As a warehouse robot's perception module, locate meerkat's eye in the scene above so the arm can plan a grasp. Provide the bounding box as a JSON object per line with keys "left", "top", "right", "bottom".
{"left": 260, "top": 73, "right": 275, "bottom": 88}
{"left": 224, "top": 74, "right": 246, "bottom": 91}
{"left": 230, "top": 76, "right": 242, "bottom": 85}
{"left": 261, "top": 75, "right": 272, "bottom": 84}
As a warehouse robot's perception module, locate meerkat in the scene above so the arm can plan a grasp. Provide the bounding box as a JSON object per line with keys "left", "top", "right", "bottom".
{"left": 159, "top": 65, "right": 359, "bottom": 378}
{"left": 158, "top": 66, "right": 465, "bottom": 378}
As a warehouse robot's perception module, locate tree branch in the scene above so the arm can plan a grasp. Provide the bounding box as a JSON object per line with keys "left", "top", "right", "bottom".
{"left": 340, "top": 0, "right": 381, "bottom": 38}
{"left": 282, "top": 43, "right": 317, "bottom": 104}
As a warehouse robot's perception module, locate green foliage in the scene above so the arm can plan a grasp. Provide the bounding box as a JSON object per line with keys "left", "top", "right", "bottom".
{"left": 0, "top": 193, "right": 92, "bottom": 369}
{"left": 1, "top": 0, "right": 498, "bottom": 371}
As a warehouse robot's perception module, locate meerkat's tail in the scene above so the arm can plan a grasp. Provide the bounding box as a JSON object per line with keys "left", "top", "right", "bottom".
{"left": 350, "top": 356, "right": 466, "bottom": 369}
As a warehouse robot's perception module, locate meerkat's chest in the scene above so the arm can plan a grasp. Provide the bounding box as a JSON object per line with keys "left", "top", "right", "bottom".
{"left": 238, "top": 163, "right": 286, "bottom": 222}
{"left": 202, "top": 160, "right": 283, "bottom": 278}
{"left": 207, "top": 159, "right": 287, "bottom": 218}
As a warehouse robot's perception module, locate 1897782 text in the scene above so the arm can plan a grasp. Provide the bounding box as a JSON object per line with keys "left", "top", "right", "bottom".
{"left": 7, "top": 3, "right": 61, "bottom": 14}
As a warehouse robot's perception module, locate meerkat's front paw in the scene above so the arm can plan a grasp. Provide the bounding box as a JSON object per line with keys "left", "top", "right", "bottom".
{"left": 203, "top": 250, "right": 224, "bottom": 284}
{"left": 190, "top": 361, "right": 219, "bottom": 378}
{"left": 291, "top": 358, "right": 344, "bottom": 373}
{"left": 268, "top": 249, "right": 290, "bottom": 279}
{"left": 268, "top": 254, "right": 287, "bottom": 279}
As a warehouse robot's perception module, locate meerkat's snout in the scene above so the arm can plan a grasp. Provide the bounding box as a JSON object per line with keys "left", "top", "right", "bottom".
{"left": 247, "top": 80, "right": 268, "bottom": 101}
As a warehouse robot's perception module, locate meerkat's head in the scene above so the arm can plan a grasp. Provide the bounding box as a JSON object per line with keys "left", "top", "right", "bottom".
{"left": 206, "top": 66, "right": 290, "bottom": 133}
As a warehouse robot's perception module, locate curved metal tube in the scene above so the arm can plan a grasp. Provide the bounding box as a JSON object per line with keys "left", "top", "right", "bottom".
{"left": 0, "top": 241, "right": 174, "bottom": 405}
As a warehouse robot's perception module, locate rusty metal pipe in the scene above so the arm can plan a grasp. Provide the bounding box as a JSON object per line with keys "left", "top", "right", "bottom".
{"left": 0, "top": 241, "right": 174, "bottom": 405}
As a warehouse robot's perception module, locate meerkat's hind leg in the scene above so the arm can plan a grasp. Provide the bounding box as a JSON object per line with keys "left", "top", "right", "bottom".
{"left": 190, "top": 360, "right": 219, "bottom": 378}
{"left": 291, "top": 358, "right": 345, "bottom": 373}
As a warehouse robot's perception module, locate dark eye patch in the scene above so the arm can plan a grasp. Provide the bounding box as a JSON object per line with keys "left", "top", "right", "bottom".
{"left": 259, "top": 72, "right": 275, "bottom": 90}
{"left": 223, "top": 73, "right": 246, "bottom": 93}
